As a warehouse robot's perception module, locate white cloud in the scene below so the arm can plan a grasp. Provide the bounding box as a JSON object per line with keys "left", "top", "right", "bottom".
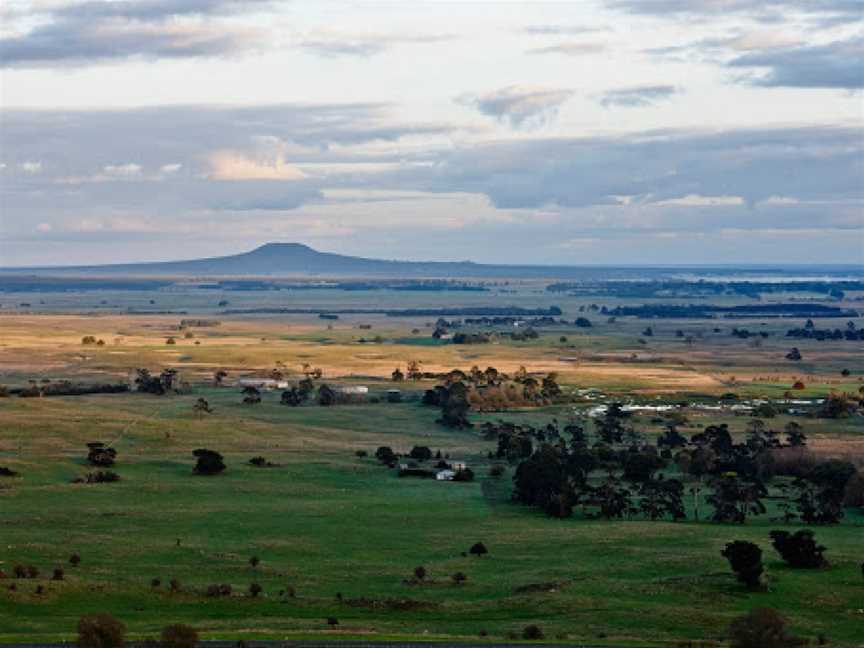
{"left": 20, "top": 161, "right": 42, "bottom": 173}
{"left": 206, "top": 150, "right": 306, "bottom": 181}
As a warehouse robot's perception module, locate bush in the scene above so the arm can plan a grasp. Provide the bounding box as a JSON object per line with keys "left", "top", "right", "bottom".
{"left": 453, "top": 468, "right": 475, "bottom": 482}
{"left": 488, "top": 464, "right": 505, "bottom": 477}
{"left": 77, "top": 613, "right": 126, "bottom": 648}
{"left": 192, "top": 449, "right": 225, "bottom": 475}
{"left": 70, "top": 553, "right": 81, "bottom": 566}
{"left": 161, "top": 624, "right": 198, "bottom": 648}
{"left": 249, "top": 582, "right": 262, "bottom": 597}
{"left": 52, "top": 567, "right": 65, "bottom": 581}
{"left": 451, "top": 572, "right": 467, "bottom": 585}
{"left": 722, "top": 540, "right": 764, "bottom": 590}
{"left": 469, "top": 542, "right": 488, "bottom": 557}
{"left": 205, "top": 584, "right": 232, "bottom": 597}
{"left": 522, "top": 625, "right": 544, "bottom": 640}
{"left": 728, "top": 607, "right": 803, "bottom": 648}
{"left": 770, "top": 530, "right": 827, "bottom": 568}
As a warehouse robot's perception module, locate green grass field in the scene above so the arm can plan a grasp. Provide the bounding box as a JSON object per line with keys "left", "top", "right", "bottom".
{"left": 1, "top": 388, "right": 863, "bottom": 647}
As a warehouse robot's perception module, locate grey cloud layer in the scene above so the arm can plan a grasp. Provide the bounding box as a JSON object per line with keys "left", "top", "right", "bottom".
{"left": 608, "top": 0, "right": 863, "bottom": 23}
{"left": 0, "top": 0, "right": 273, "bottom": 66}
{"left": 2, "top": 104, "right": 861, "bottom": 216}
{"left": 728, "top": 36, "right": 864, "bottom": 89}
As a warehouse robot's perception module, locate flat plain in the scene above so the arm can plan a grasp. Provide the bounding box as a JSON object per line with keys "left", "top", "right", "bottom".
{"left": 1, "top": 281, "right": 862, "bottom": 647}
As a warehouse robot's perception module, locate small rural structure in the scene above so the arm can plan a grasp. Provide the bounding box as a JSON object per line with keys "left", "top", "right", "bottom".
{"left": 236, "top": 378, "right": 289, "bottom": 390}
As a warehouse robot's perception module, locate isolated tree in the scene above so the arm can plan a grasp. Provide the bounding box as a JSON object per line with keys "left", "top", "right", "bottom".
{"left": 87, "top": 443, "right": 117, "bottom": 467}
{"left": 406, "top": 360, "right": 423, "bottom": 381}
{"left": 241, "top": 386, "right": 261, "bottom": 405}
{"left": 728, "top": 608, "right": 802, "bottom": 648}
{"left": 280, "top": 387, "right": 305, "bottom": 406}
{"left": 721, "top": 540, "right": 764, "bottom": 590}
{"left": 409, "top": 446, "right": 433, "bottom": 461}
{"left": 161, "top": 624, "right": 198, "bottom": 648}
{"left": 77, "top": 613, "right": 126, "bottom": 648}
{"left": 248, "top": 582, "right": 262, "bottom": 597}
{"left": 469, "top": 542, "right": 488, "bottom": 557}
{"left": 451, "top": 572, "right": 467, "bottom": 585}
{"left": 391, "top": 367, "right": 405, "bottom": 382}
{"left": 192, "top": 449, "right": 226, "bottom": 475}
{"left": 213, "top": 370, "right": 228, "bottom": 387}
{"left": 785, "top": 347, "right": 802, "bottom": 361}
{"left": 784, "top": 422, "right": 807, "bottom": 447}
{"left": 413, "top": 566, "right": 427, "bottom": 581}
{"left": 375, "top": 446, "right": 397, "bottom": 464}
{"left": 522, "top": 625, "right": 544, "bottom": 640}
{"left": 769, "top": 530, "right": 827, "bottom": 568}
{"left": 317, "top": 384, "right": 337, "bottom": 406}
{"left": 192, "top": 398, "right": 212, "bottom": 418}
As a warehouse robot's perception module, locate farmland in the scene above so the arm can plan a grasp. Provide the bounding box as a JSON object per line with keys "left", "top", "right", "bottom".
{"left": 1, "top": 280, "right": 863, "bottom": 647}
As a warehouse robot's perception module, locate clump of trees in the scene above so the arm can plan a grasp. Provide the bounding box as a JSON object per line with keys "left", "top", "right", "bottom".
{"left": 134, "top": 368, "right": 184, "bottom": 395}
{"left": 192, "top": 449, "right": 226, "bottom": 475}
{"left": 727, "top": 607, "right": 803, "bottom": 648}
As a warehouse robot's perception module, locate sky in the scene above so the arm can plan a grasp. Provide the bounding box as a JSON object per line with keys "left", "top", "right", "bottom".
{"left": 0, "top": 0, "right": 863, "bottom": 266}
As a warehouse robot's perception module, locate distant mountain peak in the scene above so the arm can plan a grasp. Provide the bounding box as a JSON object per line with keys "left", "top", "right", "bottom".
{"left": 249, "top": 242, "right": 316, "bottom": 254}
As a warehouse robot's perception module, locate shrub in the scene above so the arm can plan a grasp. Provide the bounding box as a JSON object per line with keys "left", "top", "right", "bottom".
{"left": 728, "top": 607, "right": 803, "bottom": 648}
{"left": 161, "top": 624, "right": 198, "bottom": 648}
{"left": 77, "top": 613, "right": 126, "bottom": 648}
{"left": 0, "top": 466, "right": 19, "bottom": 477}
{"left": 413, "top": 566, "right": 426, "bottom": 581}
{"left": 26, "top": 565, "right": 39, "bottom": 579}
{"left": 770, "top": 530, "right": 827, "bottom": 568}
{"left": 150, "top": 578, "right": 161, "bottom": 588}
{"left": 326, "top": 617, "right": 339, "bottom": 627}
{"left": 451, "top": 572, "right": 467, "bottom": 585}
{"left": 205, "top": 584, "right": 232, "bottom": 597}
{"left": 249, "top": 582, "right": 262, "bottom": 597}
{"left": 249, "top": 556, "right": 260, "bottom": 568}
{"left": 722, "top": 540, "right": 764, "bottom": 590}
{"left": 355, "top": 450, "right": 368, "bottom": 458}
{"left": 453, "top": 468, "right": 475, "bottom": 482}
{"left": 488, "top": 464, "right": 505, "bottom": 477}
{"left": 522, "top": 625, "right": 544, "bottom": 640}
{"left": 52, "top": 567, "right": 64, "bottom": 581}
{"left": 169, "top": 578, "right": 181, "bottom": 592}
{"left": 70, "top": 553, "right": 81, "bottom": 566}
{"left": 469, "top": 542, "right": 488, "bottom": 557}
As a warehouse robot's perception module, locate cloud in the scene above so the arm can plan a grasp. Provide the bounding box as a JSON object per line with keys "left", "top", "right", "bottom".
{"left": 606, "top": 0, "right": 864, "bottom": 25}
{"left": 19, "top": 161, "right": 43, "bottom": 173}
{"left": 599, "top": 85, "right": 680, "bottom": 108}
{"left": 394, "top": 125, "right": 864, "bottom": 210}
{"left": 2, "top": 103, "right": 861, "bottom": 264}
{"left": 522, "top": 25, "right": 610, "bottom": 35}
{"left": 727, "top": 36, "right": 864, "bottom": 89}
{"left": 103, "top": 163, "right": 143, "bottom": 177}
{"left": 0, "top": 0, "right": 273, "bottom": 66}
{"left": 206, "top": 150, "right": 306, "bottom": 181}
{"left": 527, "top": 43, "right": 607, "bottom": 56}
{"left": 457, "top": 86, "right": 574, "bottom": 128}
{"left": 294, "top": 32, "right": 454, "bottom": 58}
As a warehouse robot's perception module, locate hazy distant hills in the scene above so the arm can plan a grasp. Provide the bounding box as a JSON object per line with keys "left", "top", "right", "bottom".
{"left": 1, "top": 242, "right": 860, "bottom": 279}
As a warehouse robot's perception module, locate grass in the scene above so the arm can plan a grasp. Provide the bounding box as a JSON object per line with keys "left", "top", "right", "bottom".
{"left": 1, "top": 305, "right": 862, "bottom": 646}
{"left": 1, "top": 391, "right": 863, "bottom": 646}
